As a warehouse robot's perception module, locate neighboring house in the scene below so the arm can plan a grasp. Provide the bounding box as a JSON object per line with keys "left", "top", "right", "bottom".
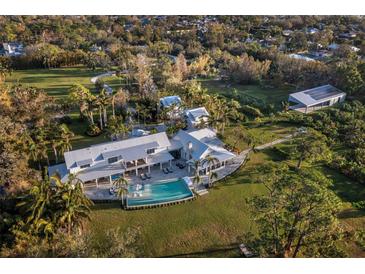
{"left": 328, "top": 43, "right": 360, "bottom": 53}
{"left": 288, "top": 84, "right": 346, "bottom": 114}
{"left": 339, "top": 32, "right": 357, "bottom": 39}
{"left": 306, "top": 27, "right": 319, "bottom": 35}
{"left": 160, "top": 95, "right": 182, "bottom": 108}
{"left": 172, "top": 128, "right": 235, "bottom": 175}
{"left": 48, "top": 132, "right": 174, "bottom": 186}
{"left": 282, "top": 30, "right": 293, "bottom": 37}
{"left": 159, "top": 95, "right": 182, "bottom": 119}
{"left": 1, "top": 42, "right": 24, "bottom": 57}
{"left": 184, "top": 107, "right": 210, "bottom": 128}
{"left": 288, "top": 53, "right": 316, "bottom": 62}
{"left": 89, "top": 44, "right": 102, "bottom": 52}
{"left": 328, "top": 43, "right": 340, "bottom": 51}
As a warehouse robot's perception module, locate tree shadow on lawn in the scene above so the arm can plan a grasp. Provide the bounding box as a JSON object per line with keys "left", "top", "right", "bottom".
{"left": 162, "top": 243, "right": 241, "bottom": 258}
{"left": 338, "top": 208, "right": 365, "bottom": 219}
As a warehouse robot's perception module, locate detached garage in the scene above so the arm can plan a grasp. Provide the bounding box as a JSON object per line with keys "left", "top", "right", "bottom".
{"left": 288, "top": 84, "right": 346, "bottom": 113}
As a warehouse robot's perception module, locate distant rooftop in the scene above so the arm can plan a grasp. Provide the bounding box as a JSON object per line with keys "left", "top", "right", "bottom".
{"left": 159, "top": 96, "right": 182, "bottom": 108}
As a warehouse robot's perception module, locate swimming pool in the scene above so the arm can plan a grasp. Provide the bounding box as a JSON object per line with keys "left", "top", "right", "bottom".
{"left": 126, "top": 179, "right": 194, "bottom": 209}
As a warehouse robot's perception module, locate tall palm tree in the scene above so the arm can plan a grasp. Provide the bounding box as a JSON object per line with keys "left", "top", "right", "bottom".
{"left": 68, "top": 84, "right": 92, "bottom": 120}
{"left": 208, "top": 171, "right": 218, "bottom": 187}
{"left": 113, "top": 176, "right": 129, "bottom": 206}
{"left": 53, "top": 174, "right": 93, "bottom": 235}
{"left": 16, "top": 174, "right": 56, "bottom": 238}
{"left": 190, "top": 160, "right": 202, "bottom": 188}
{"left": 85, "top": 93, "right": 96, "bottom": 125}
{"left": 58, "top": 123, "right": 74, "bottom": 153}
{"left": 202, "top": 155, "right": 220, "bottom": 186}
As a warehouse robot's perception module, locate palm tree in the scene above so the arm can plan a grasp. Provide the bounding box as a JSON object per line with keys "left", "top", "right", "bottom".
{"left": 189, "top": 160, "right": 202, "bottom": 189}
{"left": 68, "top": 84, "right": 92, "bottom": 120}
{"left": 53, "top": 174, "right": 93, "bottom": 235}
{"left": 59, "top": 123, "right": 74, "bottom": 152}
{"left": 281, "top": 101, "right": 290, "bottom": 112}
{"left": 16, "top": 174, "right": 55, "bottom": 238}
{"left": 202, "top": 155, "right": 220, "bottom": 187}
{"left": 113, "top": 176, "right": 129, "bottom": 206}
{"left": 85, "top": 93, "right": 96, "bottom": 125}
{"left": 209, "top": 171, "right": 218, "bottom": 187}
{"left": 50, "top": 136, "right": 62, "bottom": 164}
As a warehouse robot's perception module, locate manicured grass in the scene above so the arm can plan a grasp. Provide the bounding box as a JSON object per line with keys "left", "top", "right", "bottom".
{"left": 221, "top": 122, "right": 297, "bottom": 152}
{"left": 5, "top": 67, "right": 118, "bottom": 151}
{"left": 200, "top": 79, "right": 294, "bottom": 108}
{"left": 5, "top": 66, "right": 106, "bottom": 100}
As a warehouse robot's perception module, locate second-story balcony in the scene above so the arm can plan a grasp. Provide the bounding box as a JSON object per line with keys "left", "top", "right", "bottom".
{"left": 125, "top": 158, "right": 147, "bottom": 169}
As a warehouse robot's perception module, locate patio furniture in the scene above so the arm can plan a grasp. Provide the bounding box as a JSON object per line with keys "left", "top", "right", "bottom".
{"left": 167, "top": 167, "right": 173, "bottom": 173}
{"left": 163, "top": 168, "right": 169, "bottom": 174}
{"left": 140, "top": 174, "right": 147, "bottom": 180}
{"left": 145, "top": 173, "right": 151, "bottom": 179}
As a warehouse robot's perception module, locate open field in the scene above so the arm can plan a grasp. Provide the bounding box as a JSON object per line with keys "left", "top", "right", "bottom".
{"left": 5, "top": 66, "right": 106, "bottom": 100}
{"left": 200, "top": 79, "right": 295, "bottom": 109}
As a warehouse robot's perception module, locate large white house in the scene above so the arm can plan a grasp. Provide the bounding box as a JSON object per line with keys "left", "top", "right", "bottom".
{"left": 48, "top": 132, "right": 174, "bottom": 186}
{"left": 171, "top": 128, "right": 235, "bottom": 175}
{"left": 288, "top": 84, "right": 346, "bottom": 113}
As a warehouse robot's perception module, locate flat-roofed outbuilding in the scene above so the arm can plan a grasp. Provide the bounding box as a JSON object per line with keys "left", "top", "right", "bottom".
{"left": 288, "top": 84, "right": 346, "bottom": 113}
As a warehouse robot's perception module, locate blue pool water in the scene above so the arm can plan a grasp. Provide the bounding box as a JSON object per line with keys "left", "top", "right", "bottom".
{"left": 126, "top": 179, "right": 193, "bottom": 208}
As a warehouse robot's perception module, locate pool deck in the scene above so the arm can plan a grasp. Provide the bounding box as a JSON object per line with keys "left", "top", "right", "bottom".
{"left": 84, "top": 160, "right": 193, "bottom": 200}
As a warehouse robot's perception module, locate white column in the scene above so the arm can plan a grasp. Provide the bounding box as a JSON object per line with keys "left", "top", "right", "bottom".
{"left": 135, "top": 168, "right": 138, "bottom": 176}
{"left": 148, "top": 165, "right": 151, "bottom": 173}
{"left": 95, "top": 178, "right": 99, "bottom": 188}
{"left": 160, "top": 162, "right": 162, "bottom": 170}
{"left": 109, "top": 176, "right": 112, "bottom": 184}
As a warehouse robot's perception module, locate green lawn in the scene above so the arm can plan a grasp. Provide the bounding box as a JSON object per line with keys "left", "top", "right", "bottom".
{"left": 200, "top": 79, "right": 294, "bottom": 109}
{"left": 5, "top": 66, "right": 107, "bottom": 100}
{"left": 6, "top": 67, "right": 118, "bottom": 150}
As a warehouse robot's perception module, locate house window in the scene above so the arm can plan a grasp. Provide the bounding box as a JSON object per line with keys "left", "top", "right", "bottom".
{"left": 108, "top": 157, "right": 118, "bottom": 164}
{"left": 147, "top": 148, "right": 155, "bottom": 155}
{"left": 80, "top": 164, "right": 90, "bottom": 169}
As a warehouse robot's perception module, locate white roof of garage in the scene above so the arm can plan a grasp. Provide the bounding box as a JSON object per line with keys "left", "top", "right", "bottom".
{"left": 289, "top": 85, "right": 346, "bottom": 106}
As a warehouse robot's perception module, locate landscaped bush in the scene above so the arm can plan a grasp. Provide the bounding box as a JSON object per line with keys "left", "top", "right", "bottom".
{"left": 85, "top": 124, "right": 102, "bottom": 137}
